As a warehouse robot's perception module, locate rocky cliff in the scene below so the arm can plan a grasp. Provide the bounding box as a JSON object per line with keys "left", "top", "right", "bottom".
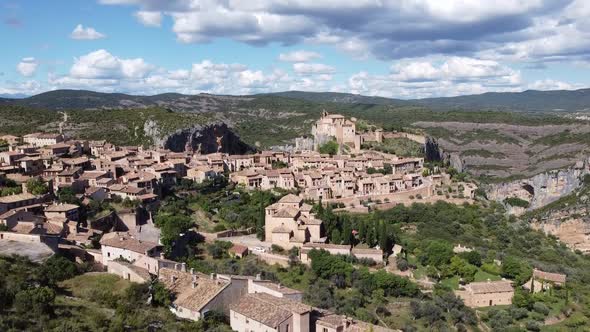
{"left": 424, "top": 136, "right": 464, "bottom": 171}
{"left": 160, "top": 123, "right": 255, "bottom": 154}
{"left": 487, "top": 159, "right": 589, "bottom": 214}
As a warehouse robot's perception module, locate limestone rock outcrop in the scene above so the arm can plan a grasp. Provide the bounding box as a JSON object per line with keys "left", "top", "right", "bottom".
{"left": 160, "top": 123, "right": 255, "bottom": 154}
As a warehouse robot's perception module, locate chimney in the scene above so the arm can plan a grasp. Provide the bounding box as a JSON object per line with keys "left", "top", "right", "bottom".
{"left": 190, "top": 268, "right": 195, "bottom": 275}
{"left": 170, "top": 275, "right": 177, "bottom": 283}
{"left": 174, "top": 263, "right": 179, "bottom": 271}
{"left": 160, "top": 252, "right": 165, "bottom": 259}
{"left": 278, "top": 283, "right": 282, "bottom": 289}
{"left": 192, "top": 281, "right": 197, "bottom": 289}
{"left": 210, "top": 273, "right": 216, "bottom": 280}
{"left": 181, "top": 263, "right": 186, "bottom": 272}
{"left": 255, "top": 273, "right": 262, "bottom": 281}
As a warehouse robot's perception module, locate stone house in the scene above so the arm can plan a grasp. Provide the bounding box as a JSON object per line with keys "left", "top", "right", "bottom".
{"left": 265, "top": 194, "right": 324, "bottom": 249}
{"left": 44, "top": 203, "right": 80, "bottom": 222}
{"left": 315, "top": 312, "right": 396, "bottom": 332}
{"left": 524, "top": 269, "right": 567, "bottom": 293}
{"left": 0, "top": 151, "right": 24, "bottom": 166}
{"left": 0, "top": 193, "right": 43, "bottom": 214}
{"left": 230, "top": 292, "right": 312, "bottom": 332}
{"left": 23, "top": 133, "right": 64, "bottom": 147}
{"left": 351, "top": 247, "right": 384, "bottom": 264}
{"left": 455, "top": 280, "right": 514, "bottom": 307}
{"left": 99, "top": 232, "right": 163, "bottom": 274}
{"left": 159, "top": 269, "right": 249, "bottom": 321}
{"left": 312, "top": 111, "right": 357, "bottom": 151}
{"left": 229, "top": 244, "right": 249, "bottom": 258}
{"left": 248, "top": 278, "right": 304, "bottom": 302}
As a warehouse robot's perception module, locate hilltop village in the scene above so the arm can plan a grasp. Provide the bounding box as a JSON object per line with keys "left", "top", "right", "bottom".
{"left": 0, "top": 113, "right": 578, "bottom": 331}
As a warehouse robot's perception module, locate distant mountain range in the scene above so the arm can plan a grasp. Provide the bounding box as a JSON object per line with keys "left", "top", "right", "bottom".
{"left": 2, "top": 88, "right": 590, "bottom": 112}
{"left": 264, "top": 89, "right": 590, "bottom": 112}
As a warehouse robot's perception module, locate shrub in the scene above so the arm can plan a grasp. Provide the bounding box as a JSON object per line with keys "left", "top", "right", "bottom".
{"left": 504, "top": 197, "right": 530, "bottom": 208}
{"left": 212, "top": 224, "right": 227, "bottom": 232}
{"left": 532, "top": 302, "right": 550, "bottom": 316}
{"left": 271, "top": 244, "right": 285, "bottom": 254}
{"left": 396, "top": 258, "right": 409, "bottom": 271}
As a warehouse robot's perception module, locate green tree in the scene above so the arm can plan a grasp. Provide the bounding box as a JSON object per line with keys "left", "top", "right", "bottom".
{"left": 331, "top": 229, "right": 342, "bottom": 244}
{"left": 40, "top": 255, "right": 79, "bottom": 285}
{"left": 155, "top": 214, "right": 193, "bottom": 251}
{"left": 207, "top": 241, "right": 233, "bottom": 259}
{"left": 57, "top": 187, "right": 79, "bottom": 204}
{"left": 318, "top": 140, "right": 339, "bottom": 156}
{"left": 342, "top": 221, "right": 352, "bottom": 245}
{"left": 14, "top": 287, "right": 56, "bottom": 315}
{"left": 459, "top": 251, "right": 482, "bottom": 267}
{"left": 421, "top": 240, "right": 454, "bottom": 268}
{"left": 501, "top": 256, "right": 532, "bottom": 285}
{"left": 305, "top": 279, "right": 334, "bottom": 309}
{"left": 152, "top": 281, "right": 172, "bottom": 307}
{"left": 26, "top": 178, "right": 49, "bottom": 195}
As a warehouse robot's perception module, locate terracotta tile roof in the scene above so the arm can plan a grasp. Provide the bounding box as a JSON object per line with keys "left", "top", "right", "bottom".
{"left": 45, "top": 203, "right": 79, "bottom": 212}
{"left": 272, "top": 224, "right": 292, "bottom": 233}
{"left": 351, "top": 248, "right": 382, "bottom": 255}
{"left": 230, "top": 293, "right": 310, "bottom": 328}
{"left": 278, "top": 194, "right": 302, "bottom": 204}
{"left": 466, "top": 281, "right": 513, "bottom": 294}
{"left": 100, "top": 232, "right": 159, "bottom": 254}
{"left": 229, "top": 244, "right": 249, "bottom": 255}
{"left": 298, "top": 215, "right": 322, "bottom": 226}
{"left": 252, "top": 280, "right": 303, "bottom": 295}
{"left": 274, "top": 207, "right": 300, "bottom": 218}
{"left": 316, "top": 312, "right": 395, "bottom": 332}
{"left": 158, "top": 269, "right": 229, "bottom": 313}
{"left": 0, "top": 193, "right": 37, "bottom": 204}
{"left": 302, "top": 243, "right": 350, "bottom": 250}
{"left": 533, "top": 269, "right": 566, "bottom": 283}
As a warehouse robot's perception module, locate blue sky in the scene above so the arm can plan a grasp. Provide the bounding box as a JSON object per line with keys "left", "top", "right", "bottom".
{"left": 2, "top": 0, "right": 590, "bottom": 98}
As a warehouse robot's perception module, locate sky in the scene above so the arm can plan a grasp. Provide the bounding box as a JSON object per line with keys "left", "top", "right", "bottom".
{"left": 2, "top": 0, "right": 590, "bottom": 99}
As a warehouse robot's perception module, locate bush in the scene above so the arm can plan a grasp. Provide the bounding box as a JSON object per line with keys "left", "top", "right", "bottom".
{"left": 526, "top": 321, "right": 541, "bottom": 331}
{"left": 271, "top": 244, "right": 285, "bottom": 254}
{"left": 14, "top": 287, "right": 56, "bottom": 315}
{"left": 481, "top": 262, "right": 501, "bottom": 275}
{"left": 532, "top": 302, "right": 550, "bottom": 316}
{"left": 396, "top": 258, "right": 409, "bottom": 271}
{"left": 207, "top": 241, "right": 233, "bottom": 259}
{"left": 212, "top": 224, "right": 227, "bottom": 232}
{"left": 318, "top": 140, "right": 339, "bottom": 156}
{"left": 504, "top": 197, "right": 530, "bottom": 208}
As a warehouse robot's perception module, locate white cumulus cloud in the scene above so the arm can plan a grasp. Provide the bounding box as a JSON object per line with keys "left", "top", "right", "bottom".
{"left": 69, "top": 49, "right": 153, "bottom": 79}
{"left": 70, "top": 24, "right": 106, "bottom": 40}
{"left": 293, "top": 63, "right": 335, "bottom": 75}
{"left": 134, "top": 11, "right": 162, "bottom": 27}
{"left": 279, "top": 50, "right": 322, "bottom": 62}
{"left": 16, "top": 57, "right": 38, "bottom": 77}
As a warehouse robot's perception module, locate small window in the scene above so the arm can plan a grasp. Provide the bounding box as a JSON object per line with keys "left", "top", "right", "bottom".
{"left": 323, "top": 328, "right": 328, "bottom": 332}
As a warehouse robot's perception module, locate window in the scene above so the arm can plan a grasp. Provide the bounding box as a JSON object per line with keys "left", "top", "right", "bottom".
{"left": 286, "top": 324, "right": 289, "bottom": 332}
{"left": 323, "top": 328, "right": 328, "bottom": 332}
{"left": 107, "top": 252, "right": 110, "bottom": 257}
